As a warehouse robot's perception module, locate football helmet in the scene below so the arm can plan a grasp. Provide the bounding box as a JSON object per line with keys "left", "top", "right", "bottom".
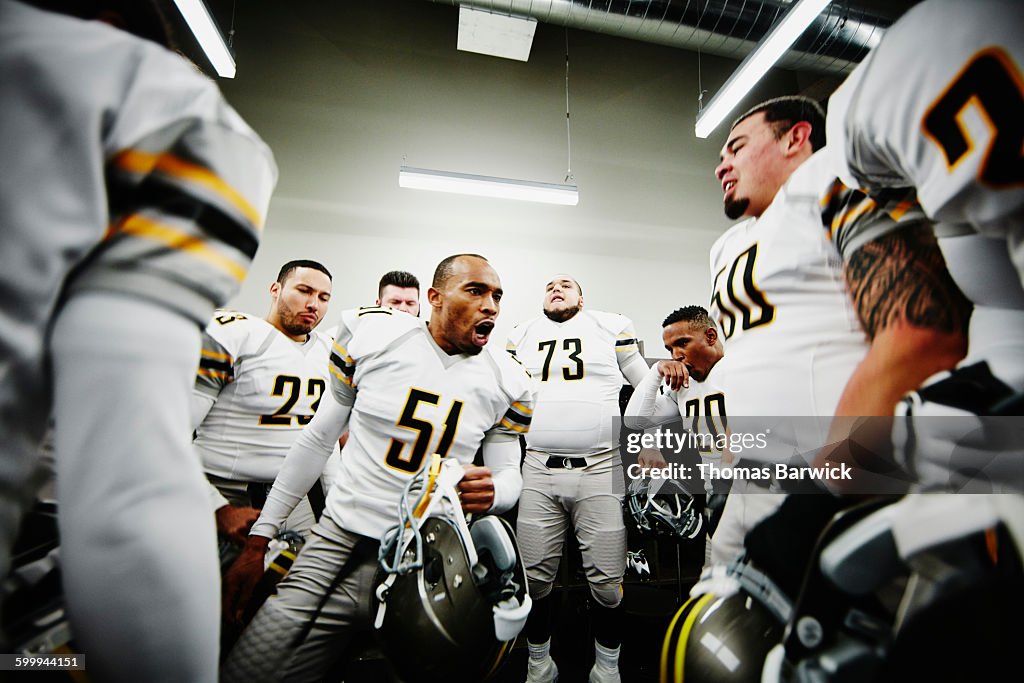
{"left": 661, "top": 559, "right": 792, "bottom": 683}
{"left": 626, "top": 476, "right": 703, "bottom": 541}
{"left": 763, "top": 494, "right": 1024, "bottom": 683}
{"left": 373, "top": 457, "right": 532, "bottom": 682}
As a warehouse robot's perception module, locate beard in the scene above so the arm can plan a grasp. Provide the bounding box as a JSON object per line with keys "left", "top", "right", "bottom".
{"left": 544, "top": 304, "right": 581, "bottom": 323}
{"left": 280, "top": 312, "right": 316, "bottom": 338}
{"left": 724, "top": 197, "right": 749, "bottom": 220}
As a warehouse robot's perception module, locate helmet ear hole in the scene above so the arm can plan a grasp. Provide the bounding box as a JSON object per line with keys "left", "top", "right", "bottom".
{"left": 423, "top": 550, "right": 443, "bottom": 585}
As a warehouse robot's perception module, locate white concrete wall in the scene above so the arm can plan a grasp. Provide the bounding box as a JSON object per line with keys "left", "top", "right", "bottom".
{"left": 217, "top": 0, "right": 800, "bottom": 353}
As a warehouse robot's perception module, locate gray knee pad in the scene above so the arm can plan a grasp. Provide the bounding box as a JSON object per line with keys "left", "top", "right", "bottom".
{"left": 588, "top": 581, "right": 622, "bottom": 608}
{"left": 528, "top": 580, "right": 554, "bottom": 601}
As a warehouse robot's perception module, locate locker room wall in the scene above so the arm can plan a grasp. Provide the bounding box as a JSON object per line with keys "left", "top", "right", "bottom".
{"left": 217, "top": 0, "right": 802, "bottom": 351}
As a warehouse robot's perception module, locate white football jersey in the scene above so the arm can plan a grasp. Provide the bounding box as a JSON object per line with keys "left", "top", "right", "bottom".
{"left": 626, "top": 363, "right": 729, "bottom": 467}
{"left": 826, "top": 0, "right": 1024, "bottom": 278}
{"left": 194, "top": 311, "right": 336, "bottom": 482}
{"left": 709, "top": 151, "right": 868, "bottom": 418}
{"left": 0, "top": 0, "right": 275, "bottom": 497}
{"left": 507, "top": 309, "right": 645, "bottom": 455}
{"left": 325, "top": 307, "right": 535, "bottom": 539}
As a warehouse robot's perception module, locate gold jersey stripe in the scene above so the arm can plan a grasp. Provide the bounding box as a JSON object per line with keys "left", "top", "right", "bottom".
{"left": 113, "top": 148, "right": 264, "bottom": 230}
{"left": 499, "top": 418, "right": 529, "bottom": 433}
{"left": 329, "top": 364, "right": 354, "bottom": 387}
{"left": 332, "top": 342, "right": 353, "bottom": 362}
{"left": 197, "top": 367, "right": 229, "bottom": 381}
{"left": 830, "top": 193, "right": 878, "bottom": 237}
{"left": 510, "top": 401, "right": 533, "bottom": 415}
{"left": 115, "top": 214, "right": 248, "bottom": 282}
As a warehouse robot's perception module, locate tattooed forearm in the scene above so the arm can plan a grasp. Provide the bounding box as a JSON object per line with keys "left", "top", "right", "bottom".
{"left": 845, "top": 225, "right": 972, "bottom": 341}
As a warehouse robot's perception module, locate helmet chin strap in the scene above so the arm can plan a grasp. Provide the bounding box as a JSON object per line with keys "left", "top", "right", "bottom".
{"left": 375, "top": 456, "right": 477, "bottom": 629}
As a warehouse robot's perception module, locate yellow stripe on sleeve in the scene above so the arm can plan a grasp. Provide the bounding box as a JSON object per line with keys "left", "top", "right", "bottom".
{"left": 115, "top": 214, "right": 248, "bottom": 282}
{"left": 113, "top": 149, "right": 264, "bottom": 230}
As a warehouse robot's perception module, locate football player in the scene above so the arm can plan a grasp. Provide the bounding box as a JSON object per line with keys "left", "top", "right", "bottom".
{"left": 817, "top": 0, "right": 1024, "bottom": 490}
{"left": 375, "top": 269, "right": 421, "bottom": 316}
{"left": 0, "top": 0, "right": 276, "bottom": 679}
{"left": 506, "top": 275, "right": 648, "bottom": 683}
{"left": 707, "top": 96, "right": 873, "bottom": 567}
{"left": 624, "top": 306, "right": 726, "bottom": 490}
{"left": 220, "top": 254, "right": 534, "bottom": 681}
{"left": 193, "top": 260, "right": 336, "bottom": 547}
{"left": 624, "top": 305, "right": 727, "bottom": 568}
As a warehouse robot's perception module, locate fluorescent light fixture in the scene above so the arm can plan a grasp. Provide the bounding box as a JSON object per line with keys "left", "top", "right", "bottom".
{"left": 399, "top": 166, "right": 578, "bottom": 205}
{"left": 695, "top": 0, "right": 829, "bottom": 138}
{"left": 171, "top": 0, "right": 236, "bottom": 78}
{"left": 457, "top": 6, "right": 538, "bottom": 62}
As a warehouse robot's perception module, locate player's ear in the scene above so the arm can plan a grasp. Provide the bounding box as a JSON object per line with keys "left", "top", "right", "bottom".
{"left": 705, "top": 326, "right": 718, "bottom": 346}
{"left": 269, "top": 280, "right": 281, "bottom": 299}
{"left": 427, "top": 286, "right": 443, "bottom": 310}
{"left": 577, "top": 295, "right": 584, "bottom": 309}
{"left": 785, "top": 121, "right": 814, "bottom": 156}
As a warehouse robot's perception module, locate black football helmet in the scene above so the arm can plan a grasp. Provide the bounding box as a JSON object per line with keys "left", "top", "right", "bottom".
{"left": 626, "top": 476, "right": 703, "bottom": 541}
{"left": 373, "top": 457, "right": 531, "bottom": 683}
{"left": 661, "top": 560, "right": 792, "bottom": 683}
{"left": 763, "top": 494, "right": 1024, "bottom": 683}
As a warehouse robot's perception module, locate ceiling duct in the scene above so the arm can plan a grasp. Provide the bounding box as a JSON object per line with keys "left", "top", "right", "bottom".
{"left": 425, "top": 0, "right": 900, "bottom": 75}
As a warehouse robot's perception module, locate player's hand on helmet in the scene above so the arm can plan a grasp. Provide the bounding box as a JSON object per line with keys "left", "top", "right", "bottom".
{"left": 656, "top": 359, "right": 690, "bottom": 391}
{"left": 222, "top": 534, "right": 271, "bottom": 626}
{"left": 215, "top": 504, "right": 262, "bottom": 545}
{"left": 457, "top": 465, "right": 495, "bottom": 513}
{"left": 637, "top": 448, "right": 669, "bottom": 472}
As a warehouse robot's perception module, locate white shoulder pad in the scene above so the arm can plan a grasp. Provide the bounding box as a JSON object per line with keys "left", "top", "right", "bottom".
{"left": 487, "top": 343, "right": 536, "bottom": 395}
{"left": 586, "top": 309, "right": 634, "bottom": 336}
{"left": 334, "top": 306, "right": 424, "bottom": 363}
{"left": 203, "top": 309, "right": 266, "bottom": 357}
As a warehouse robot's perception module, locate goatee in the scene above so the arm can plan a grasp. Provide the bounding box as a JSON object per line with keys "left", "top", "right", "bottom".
{"left": 724, "top": 197, "right": 749, "bottom": 220}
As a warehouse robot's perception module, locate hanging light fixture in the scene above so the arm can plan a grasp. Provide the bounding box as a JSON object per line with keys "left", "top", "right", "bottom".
{"left": 171, "top": 0, "right": 236, "bottom": 78}
{"left": 398, "top": 166, "right": 579, "bottom": 205}
{"left": 399, "top": 25, "right": 578, "bottom": 205}
{"left": 695, "top": 0, "right": 830, "bottom": 138}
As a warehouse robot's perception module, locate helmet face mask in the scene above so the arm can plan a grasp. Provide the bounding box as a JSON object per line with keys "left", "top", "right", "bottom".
{"left": 373, "top": 459, "right": 531, "bottom": 682}
{"left": 625, "top": 477, "right": 703, "bottom": 541}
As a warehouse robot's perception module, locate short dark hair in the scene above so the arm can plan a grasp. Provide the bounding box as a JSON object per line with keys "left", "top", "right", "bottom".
{"left": 378, "top": 270, "right": 420, "bottom": 298}
{"left": 277, "top": 259, "right": 332, "bottom": 284}
{"left": 732, "top": 96, "right": 826, "bottom": 152}
{"left": 432, "top": 254, "right": 488, "bottom": 289}
{"left": 662, "top": 305, "right": 716, "bottom": 330}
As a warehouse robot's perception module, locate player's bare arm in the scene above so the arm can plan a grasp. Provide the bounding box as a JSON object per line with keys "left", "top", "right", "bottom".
{"left": 839, "top": 223, "right": 971, "bottom": 416}
{"left": 819, "top": 223, "right": 972, "bottom": 478}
